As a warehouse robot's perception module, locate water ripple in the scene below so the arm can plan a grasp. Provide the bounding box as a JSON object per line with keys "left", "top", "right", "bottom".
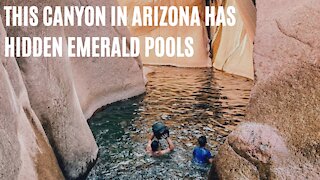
{"left": 88, "top": 66, "right": 252, "bottom": 179}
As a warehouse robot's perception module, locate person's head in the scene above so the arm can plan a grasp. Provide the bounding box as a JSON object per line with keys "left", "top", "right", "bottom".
{"left": 151, "top": 140, "right": 160, "bottom": 152}
{"left": 152, "top": 122, "right": 169, "bottom": 139}
{"left": 198, "top": 136, "right": 207, "bottom": 147}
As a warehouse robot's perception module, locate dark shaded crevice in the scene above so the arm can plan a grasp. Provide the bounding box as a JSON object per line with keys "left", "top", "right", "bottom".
{"left": 205, "top": 0, "right": 211, "bottom": 39}
{"left": 205, "top": 0, "right": 214, "bottom": 59}
{"left": 252, "top": 0, "right": 256, "bottom": 6}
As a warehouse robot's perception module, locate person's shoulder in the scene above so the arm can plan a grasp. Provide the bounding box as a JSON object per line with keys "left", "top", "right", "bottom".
{"left": 204, "top": 148, "right": 212, "bottom": 155}
{"left": 193, "top": 146, "right": 198, "bottom": 152}
{"left": 204, "top": 147, "right": 210, "bottom": 151}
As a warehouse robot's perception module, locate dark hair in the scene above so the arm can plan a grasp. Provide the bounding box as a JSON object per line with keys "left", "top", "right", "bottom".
{"left": 152, "top": 122, "right": 169, "bottom": 139}
{"left": 151, "top": 140, "right": 159, "bottom": 152}
{"left": 198, "top": 136, "right": 207, "bottom": 147}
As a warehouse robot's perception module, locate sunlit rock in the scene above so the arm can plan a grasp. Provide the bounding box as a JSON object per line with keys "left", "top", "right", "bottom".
{"left": 117, "top": 0, "right": 212, "bottom": 67}
{"left": 211, "top": 0, "right": 256, "bottom": 79}
{"left": 66, "top": 0, "right": 146, "bottom": 119}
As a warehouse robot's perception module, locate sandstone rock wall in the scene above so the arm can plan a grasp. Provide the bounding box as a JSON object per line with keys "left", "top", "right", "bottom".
{"left": 211, "top": 0, "right": 256, "bottom": 79}
{"left": 119, "top": 0, "right": 255, "bottom": 78}
{"left": 117, "top": 0, "right": 212, "bottom": 67}
{"left": 0, "top": 15, "right": 64, "bottom": 180}
{"left": 67, "top": 0, "right": 146, "bottom": 119}
{"left": 0, "top": 0, "right": 145, "bottom": 179}
{"left": 211, "top": 0, "right": 320, "bottom": 179}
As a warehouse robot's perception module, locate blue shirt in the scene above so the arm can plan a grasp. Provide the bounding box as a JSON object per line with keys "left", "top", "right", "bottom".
{"left": 192, "top": 147, "right": 212, "bottom": 164}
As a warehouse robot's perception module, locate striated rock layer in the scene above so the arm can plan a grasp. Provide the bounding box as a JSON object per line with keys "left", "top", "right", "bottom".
{"left": 211, "top": 0, "right": 320, "bottom": 179}
{"left": 211, "top": 0, "right": 256, "bottom": 79}
{"left": 0, "top": 0, "right": 145, "bottom": 179}
{"left": 117, "top": 0, "right": 212, "bottom": 67}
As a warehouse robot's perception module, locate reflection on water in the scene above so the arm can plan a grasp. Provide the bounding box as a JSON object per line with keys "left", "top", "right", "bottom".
{"left": 87, "top": 66, "right": 252, "bottom": 179}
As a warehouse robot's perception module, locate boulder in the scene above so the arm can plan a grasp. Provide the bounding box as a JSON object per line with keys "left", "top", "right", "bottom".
{"left": 211, "top": 0, "right": 320, "bottom": 179}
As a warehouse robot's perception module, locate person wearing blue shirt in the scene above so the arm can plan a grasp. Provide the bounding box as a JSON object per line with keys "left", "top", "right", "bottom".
{"left": 192, "top": 136, "right": 213, "bottom": 165}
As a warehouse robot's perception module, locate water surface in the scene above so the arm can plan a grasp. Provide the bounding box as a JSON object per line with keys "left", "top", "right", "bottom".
{"left": 87, "top": 66, "right": 252, "bottom": 179}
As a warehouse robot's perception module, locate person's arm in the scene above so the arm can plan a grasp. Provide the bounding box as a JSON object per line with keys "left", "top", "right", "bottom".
{"left": 158, "top": 137, "right": 175, "bottom": 155}
{"left": 167, "top": 137, "right": 175, "bottom": 151}
{"left": 208, "top": 158, "right": 213, "bottom": 164}
{"left": 207, "top": 151, "right": 213, "bottom": 164}
{"left": 146, "top": 133, "right": 154, "bottom": 152}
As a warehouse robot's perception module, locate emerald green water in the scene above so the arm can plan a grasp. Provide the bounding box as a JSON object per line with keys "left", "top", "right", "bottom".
{"left": 87, "top": 66, "right": 252, "bottom": 179}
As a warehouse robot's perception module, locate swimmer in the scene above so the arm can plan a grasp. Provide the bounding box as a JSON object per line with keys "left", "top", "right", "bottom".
{"left": 192, "top": 136, "right": 213, "bottom": 165}
{"left": 146, "top": 122, "right": 174, "bottom": 156}
{"left": 146, "top": 132, "right": 175, "bottom": 157}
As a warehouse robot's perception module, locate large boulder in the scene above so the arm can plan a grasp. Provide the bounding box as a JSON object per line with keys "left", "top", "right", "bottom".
{"left": 211, "top": 0, "right": 320, "bottom": 179}
{"left": 211, "top": 0, "right": 256, "bottom": 79}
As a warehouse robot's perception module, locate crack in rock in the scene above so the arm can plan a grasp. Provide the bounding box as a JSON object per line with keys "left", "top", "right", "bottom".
{"left": 275, "top": 20, "right": 313, "bottom": 49}
{"left": 227, "top": 139, "right": 272, "bottom": 180}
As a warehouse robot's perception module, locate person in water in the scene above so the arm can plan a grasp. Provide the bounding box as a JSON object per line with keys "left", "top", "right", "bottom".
{"left": 192, "top": 136, "right": 213, "bottom": 165}
{"left": 146, "top": 132, "right": 175, "bottom": 157}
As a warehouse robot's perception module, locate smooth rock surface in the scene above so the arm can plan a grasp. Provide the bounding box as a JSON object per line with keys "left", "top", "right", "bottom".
{"left": 0, "top": 15, "right": 64, "bottom": 180}
{"left": 0, "top": 0, "right": 146, "bottom": 179}
{"left": 66, "top": 0, "right": 146, "bottom": 119}
{"left": 211, "top": 0, "right": 320, "bottom": 179}
{"left": 117, "top": 0, "right": 212, "bottom": 67}
{"left": 211, "top": 0, "right": 256, "bottom": 79}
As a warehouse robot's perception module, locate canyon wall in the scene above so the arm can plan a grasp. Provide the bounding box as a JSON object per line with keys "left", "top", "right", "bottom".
{"left": 211, "top": 0, "right": 256, "bottom": 79}
{"left": 119, "top": 0, "right": 255, "bottom": 78}
{"left": 211, "top": 0, "right": 320, "bottom": 179}
{"left": 117, "top": 0, "right": 212, "bottom": 67}
{"left": 66, "top": 0, "right": 146, "bottom": 119}
{"left": 0, "top": 0, "right": 145, "bottom": 179}
{"left": 0, "top": 14, "right": 64, "bottom": 180}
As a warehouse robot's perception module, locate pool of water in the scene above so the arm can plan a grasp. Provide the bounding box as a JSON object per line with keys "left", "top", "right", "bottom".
{"left": 87, "top": 66, "right": 253, "bottom": 179}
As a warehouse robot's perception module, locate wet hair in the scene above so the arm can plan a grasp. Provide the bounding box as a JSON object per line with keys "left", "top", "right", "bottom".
{"left": 151, "top": 140, "right": 159, "bottom": 152}
{"left": 198, "top": 136, "right": 207, "bottom": 147}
